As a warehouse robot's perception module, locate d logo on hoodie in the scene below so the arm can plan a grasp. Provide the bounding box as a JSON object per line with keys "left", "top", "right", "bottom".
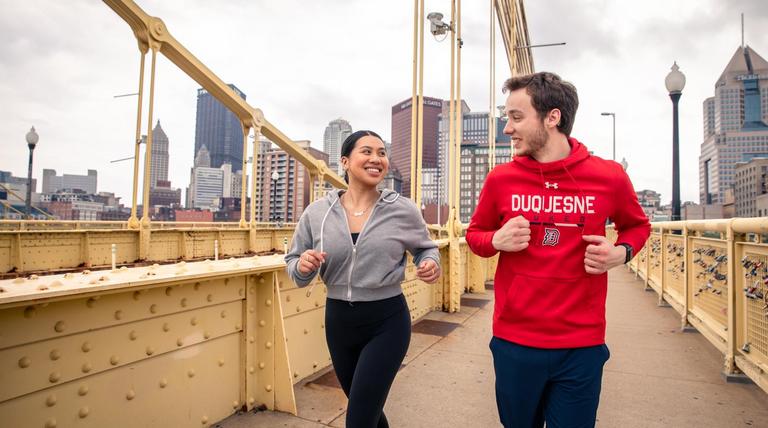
{"left": 542, "top": 228, "right": 560, "bottom": 246}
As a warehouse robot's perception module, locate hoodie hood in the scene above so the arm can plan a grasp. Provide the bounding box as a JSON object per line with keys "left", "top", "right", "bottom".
{"left": 513, "top": 137, "right": 590, "bottom": 173}
{"left": 325, "top": 188, "right": 400, "bottom": 205}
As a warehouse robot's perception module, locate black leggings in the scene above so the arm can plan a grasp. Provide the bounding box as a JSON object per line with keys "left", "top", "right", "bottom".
{"left": 325, "top": 294, "right": 411, "bottom": 428}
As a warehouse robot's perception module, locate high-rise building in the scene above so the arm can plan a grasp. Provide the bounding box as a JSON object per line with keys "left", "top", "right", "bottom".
{"left": 438, "top": 100, "right": 471, "bottom": 207}
{"left": 187, "top": 146, "right": 223, "bottom": 210}
{"left": 699, "top": 45, "right": 768, "bottom": 205}
{"left": 42, "top": 169, "right": 97, "bottom": 194}
{"left": 149, "top": 121, "right": 169, "bottom": 189}
{"left": 194, "top": 84, "right": 247, "bottom": 171}
{"left": 323, "top": 118, "right": 352, "bottom": 174}
{"left": 259, "top": 141, "right": 329, "bottom": 222}
{"left": 390, "top": 96, "right": 443, "bottom": 198}
{"left": 458, "top": 120, "right": 513, "bottom": 223}
{"left": 734, "top": 157, "right": 768, "bottom": 217}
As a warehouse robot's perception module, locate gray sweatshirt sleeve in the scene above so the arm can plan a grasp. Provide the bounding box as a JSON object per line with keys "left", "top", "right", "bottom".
{"left": 284, "top": 211, "right": 318, "bottom": 287}
{"left": 403, "top": 201, "right": 441, "bottom": 268}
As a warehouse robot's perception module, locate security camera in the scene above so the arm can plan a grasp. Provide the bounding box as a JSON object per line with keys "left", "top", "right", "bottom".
{"left": 427, "top": 12, "right": 451, "bottom": 36}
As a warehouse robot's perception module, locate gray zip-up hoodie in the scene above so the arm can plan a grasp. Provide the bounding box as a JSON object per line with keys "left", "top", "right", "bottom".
{"left": 285, "top": 189, "right": 440, "bottom": 302}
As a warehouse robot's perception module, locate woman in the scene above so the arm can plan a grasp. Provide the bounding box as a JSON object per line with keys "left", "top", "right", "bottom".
{"left": 285, "top": 130, "right": 441, "bottom": 428}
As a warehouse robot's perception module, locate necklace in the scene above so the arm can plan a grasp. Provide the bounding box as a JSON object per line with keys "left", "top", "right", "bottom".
{"left": 343, "top": 194, "right": 375, "bottom": 217}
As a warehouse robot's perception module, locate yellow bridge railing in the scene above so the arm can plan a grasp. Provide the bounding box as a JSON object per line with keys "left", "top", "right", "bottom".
{"left": 609, "top": 218, "right": 768, "bottom": 393}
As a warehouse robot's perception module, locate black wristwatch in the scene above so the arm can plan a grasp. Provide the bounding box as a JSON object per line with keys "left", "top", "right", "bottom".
{"left": 618, "top": 243, "right": 633, "bottom": 264}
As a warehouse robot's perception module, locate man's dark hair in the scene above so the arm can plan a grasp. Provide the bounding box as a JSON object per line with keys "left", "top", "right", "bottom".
{"left": 502, "top": 72, "right": 579, "bottom": 136}
{"left": 340, "top": 130, "right": 383, "bottom": 183}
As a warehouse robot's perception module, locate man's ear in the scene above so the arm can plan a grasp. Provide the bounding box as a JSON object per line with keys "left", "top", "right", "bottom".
{"left": 546, "top": 108, "right": 562, "bottom": 130}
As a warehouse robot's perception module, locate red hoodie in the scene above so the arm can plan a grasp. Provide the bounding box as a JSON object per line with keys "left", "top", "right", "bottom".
{"left": 466, "top": 138, "right": 650, "bottom": 349}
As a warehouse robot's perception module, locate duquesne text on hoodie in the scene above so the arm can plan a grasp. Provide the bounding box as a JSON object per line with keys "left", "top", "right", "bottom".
{"left": 510, "top": 194, "right": 596, "bottom": 215}
{"left": 465, "top": 138, "right": 651, "bottom": 349}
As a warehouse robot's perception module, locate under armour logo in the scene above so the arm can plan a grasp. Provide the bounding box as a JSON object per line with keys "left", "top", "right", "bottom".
{"left": 542, "top": 228, "right": 560, "bottom": 246}
{"left": 545, "top": 182, "right": 558, "bottom": 189}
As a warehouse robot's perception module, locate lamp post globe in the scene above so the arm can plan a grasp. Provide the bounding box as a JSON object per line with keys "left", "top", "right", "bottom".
{"left": 24, "top": 126, "right": 39, "bottom": 220}
{"left": 665, "top": 62, "right": 685, "bottom": 221}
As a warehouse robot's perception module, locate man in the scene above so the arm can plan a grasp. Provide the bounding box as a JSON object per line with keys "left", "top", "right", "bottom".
{"left": 465, "top": 72, "right": 650, "bottom": 428}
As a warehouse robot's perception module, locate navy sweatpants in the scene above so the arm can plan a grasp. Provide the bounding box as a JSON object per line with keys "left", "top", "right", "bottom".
{"left": 489, "top": 336, "right": 610, "bottom": 428}
{"left": 325, "top": 294, "right": 411, "bottom": 428}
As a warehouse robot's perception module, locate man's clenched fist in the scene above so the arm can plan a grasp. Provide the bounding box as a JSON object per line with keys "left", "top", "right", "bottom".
{"left": 492, "top": 215, "right": 531, "bottom": 252}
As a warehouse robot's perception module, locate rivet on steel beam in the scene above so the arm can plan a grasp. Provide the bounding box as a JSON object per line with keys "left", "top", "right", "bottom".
{"left": 54, "top": 321, "right": 66, "bottom": 333}
{"left": 129, "top": 330, "right": 138, "bottom": 341}
{"left": 249, "top": 286, "right": 256, "bottom": 294}
{"left": 181, "top": 298, "right": 188, "bottom": 308}
{"left": 78, "top": 385, "right": 89, "bottom": 396}
{"left": 220, "top": 310, "right": 227, "bottom": 318}
{"left": 218, "top": 359, "right": 225, "bottom": 367}
{"left": 313, "top": 362, "right": 318, "bottom": 368}
{"left": 321, "top": 323, "right": 325, "bottom": 329}
{"left": 194, "top": 282, "right": 201, "bottom": 291}
{"left": 86, "top": 297, "right": 98, "bottom": 308}
{"left": 45, "top": 418, "right": 57, "bottom": 428}
{"left": 207, "top": 294, "right": 214, "bottom": 302}
{"left": 204, "top": 331, "right": 211, "bottom": 339}
{"left": 133, "top": 291, "right": 141, "bottom": 301}
{"left": 293, "top": 372, "right": 298, "bottom": 378}
{"left": 265, "top": 299, "right": 272, "bottom": 307}
{"left": 296, "top": 306, "right": 301, "bottom": 312}
{"left": 249, "top": 366, "right": 255, "bottom": 374}
{"left": 82, "top": 363, "right": 92, "bottom": 373}
{"left": 163, "top": 323, "right": 170, "bottom": 332}
{"left": 159, "top": 378, "right": 168, "bottom": 388}
{"left": 201, "top": 416, "right": 208, "bottom": 424}
{"left": 235, "top": 324, "right": 241, "bottom": 330}
{"left": 165, "top": 287, "right": 173, "bottom": 296}
{"left": 259, "top": 320, "right": 266, "bottom": 327}
{"left": 146, "top": 347, "right": 154, "bottom": 356}
{"left": 304, "top": 329, "right": 309, "bottom": 335}
{"left": 114, "top": 310, "right": 123, "bottom": 320}
{"left": 150, "top": 304, "right": 158, "bottom": 314}
{"left": 177, "top": 338, "right": 184, "bottom": 347}
{"left": 315, "top": 301, "right": 319, "bottom": 307}
{"left": 259, "top": 276, "right": 265, "bottom": 284}
{"left": 248, "top": 397, "right": 256, "bottom": 406}
{"left": 249, "top": 336, "right": 255, "bottom": 343}
{"left": 188, "top": 369, "right": 195, "bottom": 378}
{"left": 258, "top": 362, "right": 265, "bottom": 369}
{"left": 191, "top": 317, "right": 198, "bottom": 326}
{"left": 126, "top": 390, "right": 135, "bottom": 400}
{"left": 50, "top": 349, "right": 61, "bottom": 360}
{"left": 23, "top": 306, "right": 36, "bottom": 318}
{"left": 232, "top": 401, "right": 240, "bottom": 409}
{"left": 265, "top": 341, "right": 272, "bottom": 349}
{"left": 265, "top": 385, "right": 273, "bottom": 392}
{"left": 238, "top": 288, "right": 244, "bottom": 296}
{"left": 49, "top": 372, "right": 60, "bottom": 383}
{"left": 46, "top": 395, "right": 56, "bottom": 407}
{"left": 286, "top": 295, "right": 291, "bottom": 302}
{"left": 225, "top": 278, "right": 230, "bottom": 285}
{"left": 248, "top": 306, "right": 255, "bottom": 313}
{"left": 79, "top": 407, "right": 89, "bottom": 418}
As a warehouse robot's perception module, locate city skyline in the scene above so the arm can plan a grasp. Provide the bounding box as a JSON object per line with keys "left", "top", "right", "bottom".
{"left": 2, "top": 1, "right": 767, "bottom": 208}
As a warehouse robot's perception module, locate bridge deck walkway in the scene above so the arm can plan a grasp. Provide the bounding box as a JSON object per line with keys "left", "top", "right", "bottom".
{"left": 220, "top": 268, "right": 768, "bottom": 427}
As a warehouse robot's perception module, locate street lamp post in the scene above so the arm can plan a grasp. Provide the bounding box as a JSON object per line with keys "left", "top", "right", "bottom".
{"left": 271, "top": 170, "right": 279, "bottom": 222}
{"left": 24, "top": 127, "right": 39, "bottom": 220}
{"left": 665, "top": 62, "right": 686, "bottom": 221}
{"left": 600, "top": 112, "right": 615, "bottom": 161}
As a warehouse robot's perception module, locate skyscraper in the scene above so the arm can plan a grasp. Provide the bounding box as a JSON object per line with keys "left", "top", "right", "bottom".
{"left": 149, "top": 121, "right": 169, "bottom": 189}
{"left": 390, "top": 96, "right": 443, "bottom": 198}
{"left": 700, "top": 45, "right": 768, "bottom": 205}
{"left": 323, "top": 118, "right": 352, "bottom": 175}
{"left": 194, "top": 84, "right": 247, "bottom": 171}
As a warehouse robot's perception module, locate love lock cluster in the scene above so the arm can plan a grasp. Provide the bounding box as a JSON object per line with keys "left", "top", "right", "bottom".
{"left": 692, "top": 247, "right": 727, "bottom": 298}
{"left": 742, "top": 255, "right": 768, "bottom": 306}
{"left": 650, "top": 239, "right": 662, "bottom": 268}
{"left": 665, "top": 242, "right": 685, "bottom": 279}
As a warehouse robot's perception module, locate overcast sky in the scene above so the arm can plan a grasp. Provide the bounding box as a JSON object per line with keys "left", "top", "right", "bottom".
{"left": 1, "top": 0, "right": 767, "bottom": 206}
